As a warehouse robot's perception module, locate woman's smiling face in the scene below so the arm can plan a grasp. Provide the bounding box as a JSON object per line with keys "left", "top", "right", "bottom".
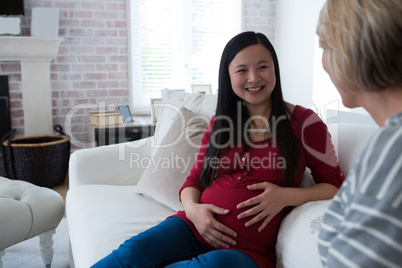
{"left": 228, "top": 44, "right": 276, "bottom": 110}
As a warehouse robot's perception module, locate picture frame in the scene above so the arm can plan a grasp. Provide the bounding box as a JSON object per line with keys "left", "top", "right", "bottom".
{"left": 191, "top": 84, "right": 212, "bottom": 95}
{"left": 118, "top": 105, "right": 133, "bottom": 123}
{"left": 150, "top": 98, "right": 162, "bottom": 124}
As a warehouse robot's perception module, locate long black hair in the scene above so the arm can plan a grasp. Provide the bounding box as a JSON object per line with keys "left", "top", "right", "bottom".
{"left": 200, "top": 31, "right": 299, "bottom": 189}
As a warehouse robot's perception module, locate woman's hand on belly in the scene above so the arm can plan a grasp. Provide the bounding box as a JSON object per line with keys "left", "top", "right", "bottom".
{"left": 185, "top": 202, "right": 238, "bottom": 248}
{"left": 236, "top": 181, "right": 290, "bottom": 232}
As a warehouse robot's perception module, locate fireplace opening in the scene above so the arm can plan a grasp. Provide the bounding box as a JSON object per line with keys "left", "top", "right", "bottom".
{"left": 0, "top": 75, "right": 11, "bottom": 140}
{"left": 0, "top": 75, "right": 11, "bottom": 177}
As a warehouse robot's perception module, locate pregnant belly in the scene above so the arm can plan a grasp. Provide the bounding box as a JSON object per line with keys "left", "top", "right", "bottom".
{"left": 200, "top": 177, "right": 286, "bottom": 254}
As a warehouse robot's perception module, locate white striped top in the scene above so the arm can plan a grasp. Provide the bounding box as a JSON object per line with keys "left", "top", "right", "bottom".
{"left": 318, "top": 112, "right": 402, "bottom": 268}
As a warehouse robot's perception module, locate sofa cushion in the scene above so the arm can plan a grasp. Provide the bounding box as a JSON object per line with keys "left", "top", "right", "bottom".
{"left": 66, "top": 185, "right": 174, "bottom": 267}
{"left": 276, "top": 200, "right": 331, "bottom": 268}
{"left": 135, "top": 106, "right": 208, "bottom": 211}
{"left": 153, "top": 89, "right": 217, "bottom": 154}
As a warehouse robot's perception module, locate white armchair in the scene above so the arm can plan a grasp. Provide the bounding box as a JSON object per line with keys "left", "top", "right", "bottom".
{"left": 0, "top": 177, "right": 65, "bottom": 268}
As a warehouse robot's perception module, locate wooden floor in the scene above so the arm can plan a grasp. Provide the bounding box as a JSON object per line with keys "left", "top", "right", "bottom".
{"left": 52, "top": 174, "right": 69, "bottom": 217}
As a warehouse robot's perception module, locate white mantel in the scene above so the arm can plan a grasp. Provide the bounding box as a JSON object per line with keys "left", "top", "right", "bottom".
{"left": 0, "top": 36, "right": 63, "bottom": 136}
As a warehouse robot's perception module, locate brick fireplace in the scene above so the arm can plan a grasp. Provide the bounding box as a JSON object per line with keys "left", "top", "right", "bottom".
{"left": 0, "top": 36, "right": 63, "bottom": 136}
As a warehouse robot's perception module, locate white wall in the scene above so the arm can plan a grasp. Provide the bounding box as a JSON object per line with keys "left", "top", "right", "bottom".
{"left": 274, "top": 0, "right": 326, "bottom": 109}
{"left": 274, "top": 0, "right": 374, "bottom": 124}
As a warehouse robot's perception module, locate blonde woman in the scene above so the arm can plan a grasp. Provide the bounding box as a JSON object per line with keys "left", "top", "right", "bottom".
{"left": 316, "top": 0, "right": 402, "bottom": 267}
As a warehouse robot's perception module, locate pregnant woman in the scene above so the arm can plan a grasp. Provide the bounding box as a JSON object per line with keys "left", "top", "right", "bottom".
{"left": 92, "top": 31, "right": 344, "bottom": 268}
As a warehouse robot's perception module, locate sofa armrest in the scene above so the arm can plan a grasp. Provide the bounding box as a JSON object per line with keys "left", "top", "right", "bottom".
{"left": 69, "top": 137, "right": 152, "bottom": 188}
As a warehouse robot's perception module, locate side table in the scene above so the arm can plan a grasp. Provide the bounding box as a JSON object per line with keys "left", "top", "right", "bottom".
{"left": 93, "top": 116, "right": 155, "bottom": 146}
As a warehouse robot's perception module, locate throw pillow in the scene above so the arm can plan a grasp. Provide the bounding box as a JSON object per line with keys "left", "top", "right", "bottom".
{"left": 275, "top": 200, "right": 331, "bottom": 268}
{"left": 135, "top": 106, "right": 209, "bottom": 211}
{"left": 152, "top": 89, "right": 217, "bottom": 155}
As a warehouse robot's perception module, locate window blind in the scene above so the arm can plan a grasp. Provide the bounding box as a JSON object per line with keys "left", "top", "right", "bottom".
{"left": 129, "top": 0, "right": 241, "bottom": 112}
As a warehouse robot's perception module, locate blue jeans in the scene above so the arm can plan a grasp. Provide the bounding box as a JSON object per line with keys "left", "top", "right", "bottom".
{"left": 91, "top": 217, "right": 258, "bottom": 268}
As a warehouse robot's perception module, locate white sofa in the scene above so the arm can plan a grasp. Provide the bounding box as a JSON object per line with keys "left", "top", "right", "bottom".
{"left": 66, "top": 89, "right": 378, "bottom": 268}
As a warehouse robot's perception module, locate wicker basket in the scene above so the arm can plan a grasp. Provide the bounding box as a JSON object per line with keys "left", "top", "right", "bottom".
{"left": 1, "top": 127, "right": 70, "bottom": 188}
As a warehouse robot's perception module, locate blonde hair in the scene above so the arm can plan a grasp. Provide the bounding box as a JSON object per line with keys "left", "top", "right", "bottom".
{"left": 316, "top": 0, "right": 402, "bottom": 92}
